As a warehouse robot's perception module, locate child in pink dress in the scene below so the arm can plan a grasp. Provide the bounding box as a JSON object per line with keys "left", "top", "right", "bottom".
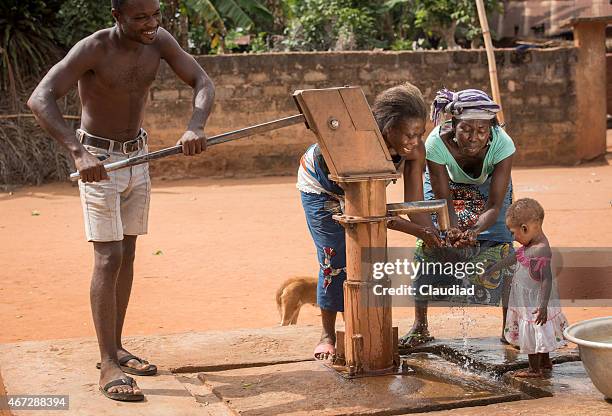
{"left": 485, "top": 198, "right": 568, "bottom": 377}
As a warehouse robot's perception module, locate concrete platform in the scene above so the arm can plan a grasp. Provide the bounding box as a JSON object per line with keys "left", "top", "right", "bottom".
{"left": 407, "top": 337, "right": 580, "bottom": 375}
{"left": 425, "top": 360, "right": 612, "bottom": 416}
{"left": 0, "top": 326, "right": 318, "bottom": 416}
{"left": 503, "top": 361, "right": 606, "bottom": 399}
{"left": 1, "top": 325, "right": 610, "bottom": 416}
{"left": 195, "top": 355, "right": 522, "bottom": 415}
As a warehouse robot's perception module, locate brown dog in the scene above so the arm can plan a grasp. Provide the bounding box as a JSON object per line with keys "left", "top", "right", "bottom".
{"left": 276, "top": 277, "right": 318, "bottom": 326}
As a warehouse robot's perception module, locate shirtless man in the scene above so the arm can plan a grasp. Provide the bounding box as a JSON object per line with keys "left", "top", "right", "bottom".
{"left": 28, "top": 0, "right": 214, "bottom": 401}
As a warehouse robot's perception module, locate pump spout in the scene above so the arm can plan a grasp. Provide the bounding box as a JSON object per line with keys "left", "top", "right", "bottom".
{"left": 386, "top": 199, "right": 450, "bottom": 231}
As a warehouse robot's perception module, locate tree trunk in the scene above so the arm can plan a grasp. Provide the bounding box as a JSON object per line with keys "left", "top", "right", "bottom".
{"left": 437, "top": 21, "right": 458, "bottom": 49}
{"left": 162, "top": 0, "right": 180, "bottom": 41}
{"left": 179, "top": 14, "right": 189, "bottom": 50}
{"left": 265, "top": 0, "right": 286, "bottom": 34}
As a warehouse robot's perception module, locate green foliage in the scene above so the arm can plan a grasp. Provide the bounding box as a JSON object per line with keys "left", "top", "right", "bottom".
{"left": 223, "top": 27, "right": 247, "bottom": 51}
{"left": 410, "top": 0, "right": 502, "bottom": 47}
{"left": 159, "top": 0, "right": 273, "bottom": 53}
{"left": 0, "top": 0, "right": 506, "bottom": 104}
{"left": 216, "top": 0, "right": 273, "bottom": 30}
{"left": 249, "top": 32, "right": 269, "bottom": 53}
{"left": 382, "top": 0, "right": 417, "bottom": 48}
{"left": 390, "top": 38, "right": 412, "bottom": 51}
{"left": 56, "top": 0, "right": 113, "bottom": 47}
{"left": 282, "top": 0, "right": 381, "bottom": 51}
{"left": 180, "top": 0, "right": 227, "bottom": 51}
{"left": 0, "top": 1, "right": 63, "bottom": 104}
{"left": 389, "top": 36, "right": 431, "bottom": 51}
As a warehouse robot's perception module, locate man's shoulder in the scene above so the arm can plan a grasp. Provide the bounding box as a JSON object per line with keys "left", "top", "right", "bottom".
{"left": 88, "top": 28, "right": 114, "bottom": 43}
{"left": 69, "top": 28, "right": 113, "bottom": 59}
{"left": 155, "top": 27, "right": 181, "bottom": 54}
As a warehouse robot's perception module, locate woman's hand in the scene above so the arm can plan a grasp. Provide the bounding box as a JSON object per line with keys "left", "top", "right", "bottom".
{"left": 444, "top": 227, "right": 477, "bottom": 247}
{"left": 461, "top": 229, "right": 478, "bottom": 246}
{"left": 419, "top": 226, "right": 443, "bottom": 248}
{"left": 386, "top": 217, "right": 443, "bottom": 248}
{"left": 386, "top": 216, "right": 404, "bottom": 232}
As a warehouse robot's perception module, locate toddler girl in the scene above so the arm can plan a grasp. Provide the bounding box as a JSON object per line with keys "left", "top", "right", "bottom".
{"left": 486, "top": 198, "right": 568, "bottom": 377}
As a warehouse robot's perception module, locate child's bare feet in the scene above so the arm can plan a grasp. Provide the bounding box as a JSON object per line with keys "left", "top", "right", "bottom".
{"left": 538, "top": 353, "right": 552, "bottom": 373}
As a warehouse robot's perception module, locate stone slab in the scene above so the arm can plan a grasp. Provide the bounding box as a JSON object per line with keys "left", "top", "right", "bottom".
{"left": 1, "top": 327, "right": 608, "bottom": 416}
{"left": 423, "top": 361, "right": 612, "bottom": 416}
{"left": 406, "top": 351, "right": 612, "bottom": 415}
{"left": 196, "top": 355, "right": 523, "bottom": 416}
{"left": 406, "top": 337, "right": 580, "bottom": 375}
{"left": 503, "top": 361, "right": 606, "bottom": 399}
{"left": 0, "top": 326, "right": 319, "bottom": 416}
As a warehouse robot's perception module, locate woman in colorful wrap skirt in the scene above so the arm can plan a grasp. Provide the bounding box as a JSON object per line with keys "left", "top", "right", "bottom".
{"left": 297, "top": 83, "right": 442, "bottom": 359}
{"left": 400, "top": 88, "right": 516, "bottom": 348}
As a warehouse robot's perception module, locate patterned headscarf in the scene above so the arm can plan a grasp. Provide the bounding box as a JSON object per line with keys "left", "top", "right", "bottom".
{"left": 430, "top": 88, "right": 501, "bottom": 126}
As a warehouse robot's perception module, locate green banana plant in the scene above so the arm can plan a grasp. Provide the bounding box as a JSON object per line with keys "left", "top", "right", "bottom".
{"left": 182, "top": 0, "right": 272, "bottom": 48}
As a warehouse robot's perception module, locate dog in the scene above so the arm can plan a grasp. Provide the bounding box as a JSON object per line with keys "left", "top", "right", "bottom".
{"left": 276, "top": 277, "right": 318, "bottom": 326}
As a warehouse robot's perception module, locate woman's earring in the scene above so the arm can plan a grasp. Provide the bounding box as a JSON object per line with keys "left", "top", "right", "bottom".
{"left": 487, "top": 140, "right": 492, "bottom": 145}
{"left": 452, "top": 137, "right": 458, "bottom": 143}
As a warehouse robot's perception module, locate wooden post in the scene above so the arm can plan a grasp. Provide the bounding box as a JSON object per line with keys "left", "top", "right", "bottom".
{"left": 342, "top": 180, "right": 394, "bottom": 374}
{"left": 294, "top": 87, "right": 453, "bottom": 377}
{"left": 475, "top": 0, "right": 505, "bottom": 124}
{"left": 571, "top": 18, "right": 609, "bottom": 162}
{"left": 294, "top": 87, "right": 399, "bottom": 377}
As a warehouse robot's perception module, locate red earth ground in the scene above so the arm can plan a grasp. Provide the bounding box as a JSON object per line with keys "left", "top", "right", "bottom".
{"left": 1, "top": 159, "right": 611, "bottom": 344}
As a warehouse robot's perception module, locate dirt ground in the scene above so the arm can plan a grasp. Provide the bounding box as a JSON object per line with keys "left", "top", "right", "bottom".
{"left": 1, "top": 159, "right": 612, "bottom": 344}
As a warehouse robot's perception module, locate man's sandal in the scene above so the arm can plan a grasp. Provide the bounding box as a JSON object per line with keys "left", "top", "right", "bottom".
{"left": 96, "top": 355, "right": 157, "bottom": 376}
{"left": 398, "top": 331, "right": 434, "bottom": 349}
{"left": 99, "top": 376, "right": 144, "bottom": 402}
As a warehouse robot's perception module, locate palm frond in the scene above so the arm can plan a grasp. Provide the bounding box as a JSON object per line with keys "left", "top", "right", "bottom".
{"left": 185, "top": 0, "right": 226, "bottom": 28}
{"left": 235, "top": 0, "right": 273, "bottom": 25}
{"left": 213, "top": 0, "right": 254, "bottom": 29}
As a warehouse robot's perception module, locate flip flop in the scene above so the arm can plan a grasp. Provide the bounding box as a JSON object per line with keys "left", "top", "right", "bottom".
{"left": 99, "top": 376, "right": 144, "bottom": 402}
{"left": 398, "top": 331, "right": 434, "bottom": 349}
{"left": 96, "top": 354, "right": 158, "bottom": 376}
{"left": 313, "top": 343, "right": 335, "bottom": 360}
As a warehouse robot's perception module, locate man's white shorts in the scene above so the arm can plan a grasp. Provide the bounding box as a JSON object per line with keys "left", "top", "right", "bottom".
{"left": 78, "top": 145, "right": 151, "bottom": 242}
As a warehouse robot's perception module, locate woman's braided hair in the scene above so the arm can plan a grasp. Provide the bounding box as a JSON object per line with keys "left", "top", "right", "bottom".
{"left": 372, "top": 82, "right": 428, "bottom": 134}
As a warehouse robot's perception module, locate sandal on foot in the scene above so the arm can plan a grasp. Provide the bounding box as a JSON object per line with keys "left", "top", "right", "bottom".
{"left": 96, "top": 355, "right": 157, "bottom": 376}
{"left": 398, "top": 331, "right": 434, "bottom": 349}
{"left": 99, "top": 376, "right": 144, "bottom": 402}
{"left": 313, "top": 343, "right": 335, "bottom": 360}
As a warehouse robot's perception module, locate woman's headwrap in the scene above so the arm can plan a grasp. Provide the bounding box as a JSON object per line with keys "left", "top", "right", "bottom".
{"left": 430, "top": 88, "right": 501, "bottom": 126}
